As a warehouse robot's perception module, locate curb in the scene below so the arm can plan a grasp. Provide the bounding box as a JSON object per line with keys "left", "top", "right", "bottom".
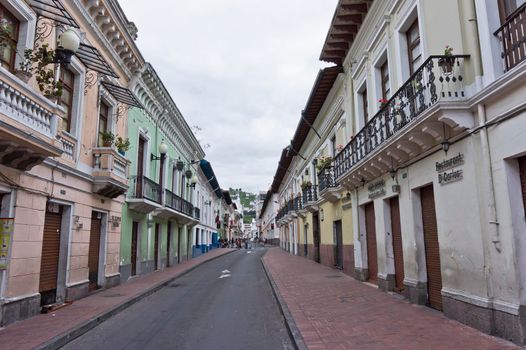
{"left": 35, "top": 249, "right": 237, "bottom": 350}
{"left": 261, "top": 249, "right": 308, "bottom": 350}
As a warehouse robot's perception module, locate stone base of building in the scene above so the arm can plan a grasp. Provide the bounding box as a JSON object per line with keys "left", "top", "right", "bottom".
{"left": 141, "top": 259, "right": 155, "bottom": 275}
{"left": 0, "top": 293, "right": 40, "bottom": 326}
{"left": 320, "top": 244, "right": 335, "bottom": 268}
{"left": 443, "top": 296, "right": 525, "bottom": 345}
{"left": 105, "top": 274, "right": 121, "bottom": 289}
{"left": 119, "top": 264, "right": 132, "bottom": 283}
{"left": 378, "top": 274, "right": 396, "bottom": 292}
{"left": 66, "top": 281, "right": 89, "bottom": 302}
{"left": 300, "top": 244, "right": 308, "bottom": 257}
{"left": 342, "top": 245, "right": 354, "bottom": 276}
{"left": 403, "top": 280, "right": 428, "bottom": 305}
{"left": 354, "top": 267, "right": 369, "bottom": 281}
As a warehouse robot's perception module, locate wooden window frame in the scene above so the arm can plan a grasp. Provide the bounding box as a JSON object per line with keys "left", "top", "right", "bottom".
{"left": 362, "top": 88, "right": 369, "bottom": 123}
{"left": 0, "top": 4, "right": 20, "bottom": 71}
{"left": 380, "top": 61, "right": 390, "bottom": 100}
{"left": 406, "top": 19, "right": 421, "bottom": 75}
{"left": 59, "top": 68, "right": 75, "bottom": 132}
{"left": 98, "top": 102, "right": 109, "bottom": 147}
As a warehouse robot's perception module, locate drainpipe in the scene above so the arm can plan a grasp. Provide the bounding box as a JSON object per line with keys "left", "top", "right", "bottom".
{"left": 464, "top": 0, "right": 484, "bottom": 89}
{"left": 477, "top": 103, "right": 498, "bottom": 314}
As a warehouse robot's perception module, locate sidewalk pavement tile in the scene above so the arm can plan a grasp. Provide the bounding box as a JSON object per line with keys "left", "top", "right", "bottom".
{"left": 263, "top": 247, "right": 518, "bottom": 350}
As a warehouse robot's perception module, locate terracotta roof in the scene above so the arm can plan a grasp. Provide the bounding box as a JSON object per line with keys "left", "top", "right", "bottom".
{"left": 320, "top": 0, "right": 374, "bottom": 65}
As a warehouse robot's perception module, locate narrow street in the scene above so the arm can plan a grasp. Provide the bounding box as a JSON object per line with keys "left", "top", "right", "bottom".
{"left": 61, "top": 247, "right": 293, "bottom": 350}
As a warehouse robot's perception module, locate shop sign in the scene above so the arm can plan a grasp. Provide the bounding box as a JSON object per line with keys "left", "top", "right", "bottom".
{"left": 0, "top": 218, "right": 14, "bottom": 270}
{"left": 436, "top": 153, "right": 464, "bottom": 185}
{"left": 368, "top": 180, "right": 386, "bottom": 199}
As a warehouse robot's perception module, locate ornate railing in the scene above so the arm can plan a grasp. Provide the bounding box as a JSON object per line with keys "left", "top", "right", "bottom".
{"left": 165, "top": 189, "right": 194, "bottom": 217}
{"left": 194, "top": 207, "right": 201, "bottom": 220}
{"left": 0, "top": 78, "right": 59, "bottom": 138}
{"left": 318, "top": 166, "right": 337, "bottom": 192}
{"left": 334, "top": 55, "right": 469, "bottom": 179}
{"left": 293, "top": 196, "right": 302, "bottom": 211}
{"left": 302, "top": 185, "right": 318, "bottom": 205}
{"left": 130, "top": 175, "right": 162, "bottom": 203}
{"left": 494, "top": 2, "right": 526, "bottom": 72}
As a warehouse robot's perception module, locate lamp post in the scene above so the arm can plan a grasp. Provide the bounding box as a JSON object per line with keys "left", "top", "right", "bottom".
{"left": 55, "top": 29, "right": 81, "bottom": 66}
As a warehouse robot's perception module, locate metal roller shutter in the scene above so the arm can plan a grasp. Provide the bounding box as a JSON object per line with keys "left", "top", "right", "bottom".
{"left": 365, "top": 202, "right": 378, "bottom": 283}
{"left": 390, "top": 197, "right": 405, "bottom": 293}
{"left": 88, "top": 213, "right": 101, "bottom": 291}
{"left": 421, "top": 185, "right": 443, "bottom": 311}
{"left": 39, "top": 209, "right": 62, "bottom": 293}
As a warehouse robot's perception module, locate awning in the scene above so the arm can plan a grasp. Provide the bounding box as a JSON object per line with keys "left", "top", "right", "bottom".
{"left": 76, "top": 43, "right": 119, "bottom": 78}
{"left": 222, "top": 190, "right": 232, "bottom": 205}
{"left": 199, "top": 160, "right": 223, "bottom": 198}
{"left": 28, "top": 0, "right": 79, "bottom": 28}
{"left": 101, "top": 82, "right": 142, "bottom": 108}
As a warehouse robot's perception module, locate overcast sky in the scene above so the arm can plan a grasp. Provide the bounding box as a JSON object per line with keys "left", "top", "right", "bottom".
{"left": 121, "top": 0, "right": 337, "bottom": 193}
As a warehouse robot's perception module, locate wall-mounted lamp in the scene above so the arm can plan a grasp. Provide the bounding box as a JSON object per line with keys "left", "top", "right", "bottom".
{"left": 54, "top": 29, "right": 80, "bottom": 66}
{"left": 73, "top": 215, "right": 83, "bottom": 230}
{"left": 320, "top": 208, "right": 324, "bottom": 221}
{"left": 151, "top": 141, "right": 168, "bottom": 161}
{"left": 176, "top": 158, "right": 185, "bottom": 171}
{"left": 187, "top": 174, "right": 198, "bottom": 188}
{"left": 441, "top": 124, "right": 450, "bottom": 155}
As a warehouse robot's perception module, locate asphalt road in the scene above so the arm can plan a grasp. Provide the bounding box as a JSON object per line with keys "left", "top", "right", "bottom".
{"left": 61, "top": 247, "right": 293, "bottom": 350}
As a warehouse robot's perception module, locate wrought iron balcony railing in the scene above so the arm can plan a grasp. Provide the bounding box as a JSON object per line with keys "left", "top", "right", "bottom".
{"left": 494, "top": 2, "right": 526, "bottom": 72}
{"left": 334, "top": 55, "right": 469, "bottom": 179}
{"left": 302, "top": 185, "right": 318, "bottom": 205}
{"left": 293, "top": 196, "right": 302, "bottom": 211}
{"left": 165, "top": 189, "right": 194, "bottom": 217}
{"left": 318, "top": 166, "right": 337, "bottom": 193}
{"left": 131, "top": 175, "right": 162, "bottom": 203}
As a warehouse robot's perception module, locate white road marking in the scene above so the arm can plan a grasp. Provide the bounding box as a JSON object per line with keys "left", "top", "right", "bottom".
{"left": 219, "top": 274, "right": 231, "bottom": 279}
{"left": 221, "top": 269, "right": 230, "bottom": 274}
{"left": 246, "top": 251, "right": 253, "bottom": 254}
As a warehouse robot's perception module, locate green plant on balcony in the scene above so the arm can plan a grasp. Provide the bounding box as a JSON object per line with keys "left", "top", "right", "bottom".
{"left": 101, "top": 130, "right": 115, "bottom": 147}
{"left": 438, "top": 45, "right": 455, "bottom": 74}
{"left": 300, "top": 180, "right": 312, "bottom": 190}
{"left": 316, "top": 156, "right": 333, "bottom": 171}
{"left": 115, "top": 136, "right": 130, "bottom": 155}
{"left": 16, "top": 45, "right": 62, "bottom": 97}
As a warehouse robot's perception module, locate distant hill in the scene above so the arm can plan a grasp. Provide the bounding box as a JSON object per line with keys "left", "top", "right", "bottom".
{"left": 229, "top": 188, "right": 256, "bottom": 224}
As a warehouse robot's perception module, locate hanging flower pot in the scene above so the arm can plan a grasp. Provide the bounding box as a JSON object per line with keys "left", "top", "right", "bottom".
{"left": 185, "top": 169, "right": 193, "bottom": 179}
{"left": 439, "top": 46, "right": 455, "bottom": 74}
{"left": 176, "top": 160, "right": 184, "bottom": 171}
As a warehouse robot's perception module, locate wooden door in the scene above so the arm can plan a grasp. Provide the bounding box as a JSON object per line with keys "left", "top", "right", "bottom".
{"left": 334, "top": 220, "right": 343, "bottom": 268}
{"left": 136, "top": 137, "right": 145, "bottom": 197}
{"left": 421, "top": 185, "right": 443, "bottom": 311}
{"left": 39, "top": 206, "right": 62, "bottom": 302}
{"left": 177, "top": 226, "right": 182, "bottom": 263}
{"left": 131, "top": 221, "right": 138, "bottom": 276}
{"left": 519, "top": 157, "right": 526, "bottom": 216}
{"left": 154, "top": 224, "right": 160, "bottom": 270}
{"left": 166, "top": 222, "right": 171, "bottom": 268}
{"left": 312, "top": 212, "right": 321, "bottom": 263}
{"left": 88, "top": 212, "right": 101, "bottom": 291}
{"left": 365, "top": 202, "right": 378, "bottom": 283}
{"left": 390, "top": 197, "right": 405, "bottom": 293}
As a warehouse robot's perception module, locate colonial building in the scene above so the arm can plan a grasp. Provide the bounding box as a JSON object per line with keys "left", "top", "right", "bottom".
{"left": 0, "top": 0, "right": 143, "bottom": 325}
{"left": 270, "top": 0, "right": 526, "bottom": 344}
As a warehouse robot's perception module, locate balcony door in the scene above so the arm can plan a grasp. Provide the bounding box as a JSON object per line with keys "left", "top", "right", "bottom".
{"left": 136, "top": 137, "right": 146, "bottom": 197}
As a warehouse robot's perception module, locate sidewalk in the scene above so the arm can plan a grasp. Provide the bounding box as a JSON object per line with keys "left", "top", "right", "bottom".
{"left": 262, "top": 247, "right": 517, "bottom": 350}
{"left": 0, "top": 248, "right": 235, "bottom": 350}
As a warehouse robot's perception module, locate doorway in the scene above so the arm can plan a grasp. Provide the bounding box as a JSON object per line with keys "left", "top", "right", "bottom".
{"left": 312, "top": 212, "right": 321, "bottom": 263}
{"left": 334, "top": 220, "right": 343, "bottom": 269}
{"left": 39, "top": 204, "right": 63, "bottom": 305}
{"left": 131, "top": 221, "right": 138, "bottom": 276}
{"left": 154, "top": 223, "right": 160, "bottom": 270}
{"left": 364, "top": 202, "right": 378, "bottom": 284}
{"left": 390, "top": 197, "right": 404, "bottom": 293}
{"left": 166, "top": 222, "right": 172, "bottom": 267}
{"left": 420, "top": 185, "right": 443, "bottom": 310}
{"left": 88, "top": 212, "right": 102, "bottom": 291}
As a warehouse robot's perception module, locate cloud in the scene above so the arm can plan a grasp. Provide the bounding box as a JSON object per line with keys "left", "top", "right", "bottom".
{"left": 121, "top": 0, "right": 337, "bottom": 192}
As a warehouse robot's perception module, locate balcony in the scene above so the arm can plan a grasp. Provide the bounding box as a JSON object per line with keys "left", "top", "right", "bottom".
{"left": 0, "top": 69, "right": 64, "bottom": 170}
{"left": 318, "top": 165, "right": 340, "bottom": 202}
{"left": 155, "top": 189, "right": 197, "bottom": 224}
{"left": 302, "top": 185, "right": 319, "bottom": 212}
{"left": 92, "top": 147, "right": 130, "bottom": 198}
{"left": 494, "top": 2, "right": 526, "bottom": 72}
{"left": 334, "top": 55, "right": 472, "bottom": 188}
{"left": 127, "top": 175, "right": 163, "bottom": 213}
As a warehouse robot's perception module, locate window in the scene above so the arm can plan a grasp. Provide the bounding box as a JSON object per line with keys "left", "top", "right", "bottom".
{"left": 98, "top": 102, "right": 109, "bottom": 146}
{"left": 330, "top": 136, "right": 336, "bottom": 157}
{"left": 59, "top": 68, "right": 75, "bottom": 132}
{"left": 380, "top": 61, "right": 390, "bottom": 100}
{"left": 362, "top": 88, "right": 369, "bottom": 123}
{"left": 406, "top": 19, "right": 422, "bottom": 75}
{"left": 0, "top": 4, "right": 20, "bottom": 71}
{"left": 498, "top": 0, "right": 526, "bottom": 22}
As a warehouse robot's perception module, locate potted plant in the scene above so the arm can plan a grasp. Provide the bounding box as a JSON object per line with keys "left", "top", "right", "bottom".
{"left": 15, "top": 45, "right": 62, "bottom": 97}
{"left": 316, "top": 156, "right": 333, "bottom": 171}
{"left": 438, "top": 45, "right": 455, "bottom": 74}
{"left": 115, "top": 136, "right": 130, "bottom": 155}
{"left": 300, "top": 180, "right": 312, "bottom": 190}
{"left": 101, "top": 131, "right": 115, "bottom": 147}
{"left": 378, "top": 98, "right": 389, "bottom": 110}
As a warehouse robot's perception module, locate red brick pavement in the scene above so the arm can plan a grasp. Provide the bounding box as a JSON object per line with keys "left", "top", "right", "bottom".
{"left": 263, "top": 247, "right": 518, "bottom": 350}
{"left": 0, "top": 248, "right": 235, "bottom": 350}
